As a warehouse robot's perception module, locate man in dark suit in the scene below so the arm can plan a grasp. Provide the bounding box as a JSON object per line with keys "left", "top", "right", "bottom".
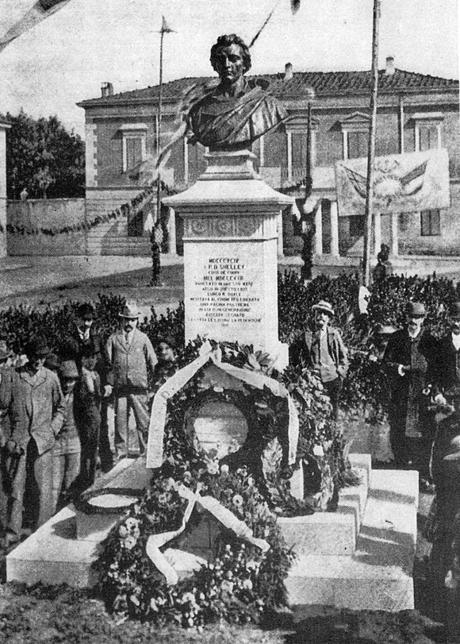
{"left": 433, "top": 301, "right": 460, "bottom": 405}
{"left": 383, "top": 301, "right": 438, "bottom": 483}
{"left": 296, "top": 300, "right": 349, "bottom": 419}
{"left": 60, "top": 303, "right": 113, "bottom": 473}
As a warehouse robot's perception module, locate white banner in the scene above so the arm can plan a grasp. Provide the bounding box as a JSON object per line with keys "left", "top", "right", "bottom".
{"left": 335, "top": 148, "right": 450, "bottom": 217}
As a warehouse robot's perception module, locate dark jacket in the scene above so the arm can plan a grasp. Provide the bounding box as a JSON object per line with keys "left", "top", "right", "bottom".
{"left": 434, "top": 334, "right": 460, "bottom": 399}
{"left": 383, "top": 328, "right": 438, "bottom": 436}
{"left": 302, "top": 327, "right": 349, "bottom": 379}
{"left": 60, "top": 326, "right": 108, "bottom": 385}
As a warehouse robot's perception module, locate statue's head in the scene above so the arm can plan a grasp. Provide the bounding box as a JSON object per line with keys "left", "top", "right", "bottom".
{"left": 210, "top": 34, "right": 252, "bottom": 82}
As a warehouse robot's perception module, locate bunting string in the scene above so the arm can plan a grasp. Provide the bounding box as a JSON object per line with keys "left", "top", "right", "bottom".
{"left": 0, "top": 180, "right": 176, "bottom": 236}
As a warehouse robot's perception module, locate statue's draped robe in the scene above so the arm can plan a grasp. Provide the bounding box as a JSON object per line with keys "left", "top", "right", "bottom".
{"left": 187, "top": 79, "right": 288, "bottom": 149}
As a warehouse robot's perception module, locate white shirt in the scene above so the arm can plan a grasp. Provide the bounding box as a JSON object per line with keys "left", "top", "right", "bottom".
{"left": 452, "top": 332, "right": 460, "bottom": 351}
{"left": 78, "top": 328, "right": 90, "bottom": 342}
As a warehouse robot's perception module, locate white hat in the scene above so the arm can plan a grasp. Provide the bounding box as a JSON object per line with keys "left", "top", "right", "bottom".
{"left": 119, "top": 301, "right": 140, "bottom": 319}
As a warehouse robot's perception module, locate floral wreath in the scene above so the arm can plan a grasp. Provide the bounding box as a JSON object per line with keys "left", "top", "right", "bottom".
{"left": 95, "top": 340, "right": 343, "bottom": 627}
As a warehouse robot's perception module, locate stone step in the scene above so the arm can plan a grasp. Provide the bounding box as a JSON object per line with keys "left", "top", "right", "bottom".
{"left": 278, "top": 453, "right": 370, "bottom": 557}
{"left": 6, "top": 458, "right": 151, "bottom": 587}
{"left": 285, "top": 468, "right": 418, "bottom": 612}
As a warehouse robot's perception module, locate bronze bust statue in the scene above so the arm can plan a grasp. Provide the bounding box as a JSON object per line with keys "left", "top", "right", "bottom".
{"left": 187, "top": 34, "right": 288, "bottom": 151}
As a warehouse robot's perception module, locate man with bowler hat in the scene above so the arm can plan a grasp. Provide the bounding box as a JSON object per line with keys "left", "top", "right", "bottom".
{"left": 0, "top": 336, "right": 65, "bottom": 545}
{"left": 105, "top": 302, "right": 157, "bottom": 458}
{"left": 297, "top": 300, "right": 349, "bottom": 419}
{"left": 383, "top": 301, "right": 438, "bottom": 484}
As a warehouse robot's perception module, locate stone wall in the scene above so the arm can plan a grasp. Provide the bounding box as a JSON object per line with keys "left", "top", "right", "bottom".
{"left": 7, "top": 195, "right": 152, "bottom": 257}
{"left": 7, "top": 199, "right": 87, "bottom": 256}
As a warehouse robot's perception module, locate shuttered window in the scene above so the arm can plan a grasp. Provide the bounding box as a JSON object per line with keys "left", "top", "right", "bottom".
{"left": 420, "top": 209, "right": 441, "bottom": 236}
{"left": 347, "top": 131, "right": 368, "bottom": 159}
{"left": 126, "top": 137, "right": 143, "bottom": 171}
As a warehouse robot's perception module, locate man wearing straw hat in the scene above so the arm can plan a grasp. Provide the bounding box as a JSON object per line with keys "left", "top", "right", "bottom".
{"left": 300, "top": 300, "right": 349, "bottom": 419}
{"left": 105, "top": 302, "right": 157, "bottom": 459}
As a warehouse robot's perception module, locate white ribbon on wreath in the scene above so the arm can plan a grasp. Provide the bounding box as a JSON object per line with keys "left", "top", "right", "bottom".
{"left": 146, "top": 341, "right": 299, "bottom": 469}
{"left": 145, "top": 480, "right": 270, "bottom": 585}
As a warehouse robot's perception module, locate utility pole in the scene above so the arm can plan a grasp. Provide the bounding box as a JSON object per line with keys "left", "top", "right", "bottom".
{"left": 156, "top": 19, "right": 165, "bottom": 224}
{"left": 305, "top": 100, "right": 313, "bottom": 200}
{"left": 150, "top": 16, "right": 175, "bottom": 286}
{"left": 362, "top": 0, "right": 381, "bottom": 286}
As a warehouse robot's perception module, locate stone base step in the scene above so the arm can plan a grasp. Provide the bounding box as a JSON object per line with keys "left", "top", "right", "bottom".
{"left": 6, "top": 458, "right": 151, "bottom": 587}
{"left": 278, "top": 453, "right": 371, "bottom": 557}
{"left": 286, "top": 468, "right": 418, "bottom": 612}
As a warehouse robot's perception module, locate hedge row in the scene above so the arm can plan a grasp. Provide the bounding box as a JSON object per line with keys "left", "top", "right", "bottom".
{"left": 1, "top": 271, "right": 458, "bottom": 412}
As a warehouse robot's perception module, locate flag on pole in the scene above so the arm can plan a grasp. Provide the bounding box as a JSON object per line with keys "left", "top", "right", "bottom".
{"left": 0, "top": 0, "right": 71, "bottom": 52}
{"left": 160, "top": 15, "right": 175, "bottom": 33}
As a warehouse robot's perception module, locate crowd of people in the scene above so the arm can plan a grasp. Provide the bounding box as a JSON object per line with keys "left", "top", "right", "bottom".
{"left": 1, "top": 293, "right": 460, "bottom": 627}
{"left": 0, "top": 301, "right": 177, "bottom": 548}
{"left": 292, "top": 295, "right": 460, "bottom": 628}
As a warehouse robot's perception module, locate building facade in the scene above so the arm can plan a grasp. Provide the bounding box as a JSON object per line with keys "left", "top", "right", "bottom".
{"left": 78, "top": 58, "right": 459, "bottom": 259}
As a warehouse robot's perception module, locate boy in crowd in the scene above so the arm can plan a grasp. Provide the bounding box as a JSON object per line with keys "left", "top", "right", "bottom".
{"left": 51, "top": 360, "right": 81, "bottom": 513}
{"left": 75, "top": 343, "right": 102, "bottom": 489}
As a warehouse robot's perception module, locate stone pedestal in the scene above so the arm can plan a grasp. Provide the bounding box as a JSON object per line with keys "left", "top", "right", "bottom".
{"left": 163, "top": 150, "right": 293, "bottom": 367}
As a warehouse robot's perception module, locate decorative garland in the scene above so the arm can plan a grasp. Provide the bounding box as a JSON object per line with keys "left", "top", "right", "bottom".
{"left": 0, "top": 179, "right": 177, "bottom": 236}
{"left": 95, "top": 340, "right": 344, "bottom": 627}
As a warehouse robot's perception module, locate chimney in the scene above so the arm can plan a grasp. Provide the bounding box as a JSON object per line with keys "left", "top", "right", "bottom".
{"left": 385, "top": 56, "right": 395, "bottom": 76}
{"left": 284, "top": 62, "right": 293, "bottom": 81}
{"left": 101, "top": 82, "right": 114, "bottom": 98}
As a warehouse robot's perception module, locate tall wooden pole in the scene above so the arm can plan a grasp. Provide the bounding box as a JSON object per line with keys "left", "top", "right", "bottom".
{"left": 362, "top": 0, "right": 381, "bottom": 286}
{"left": 305, "top": 101, "right": 313, "bottom": 199}
{"left": 156, "top": 27, "right": 165, "bottom": 224}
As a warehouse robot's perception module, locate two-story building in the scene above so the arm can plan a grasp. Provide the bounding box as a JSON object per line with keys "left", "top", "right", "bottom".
{"left": 77, "top": 57, "right": 459, "bottom": 260}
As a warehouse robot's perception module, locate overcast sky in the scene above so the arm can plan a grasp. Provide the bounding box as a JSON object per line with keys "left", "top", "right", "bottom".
{"left": 0, "top": 0, "right": 458, "bottom": 136}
